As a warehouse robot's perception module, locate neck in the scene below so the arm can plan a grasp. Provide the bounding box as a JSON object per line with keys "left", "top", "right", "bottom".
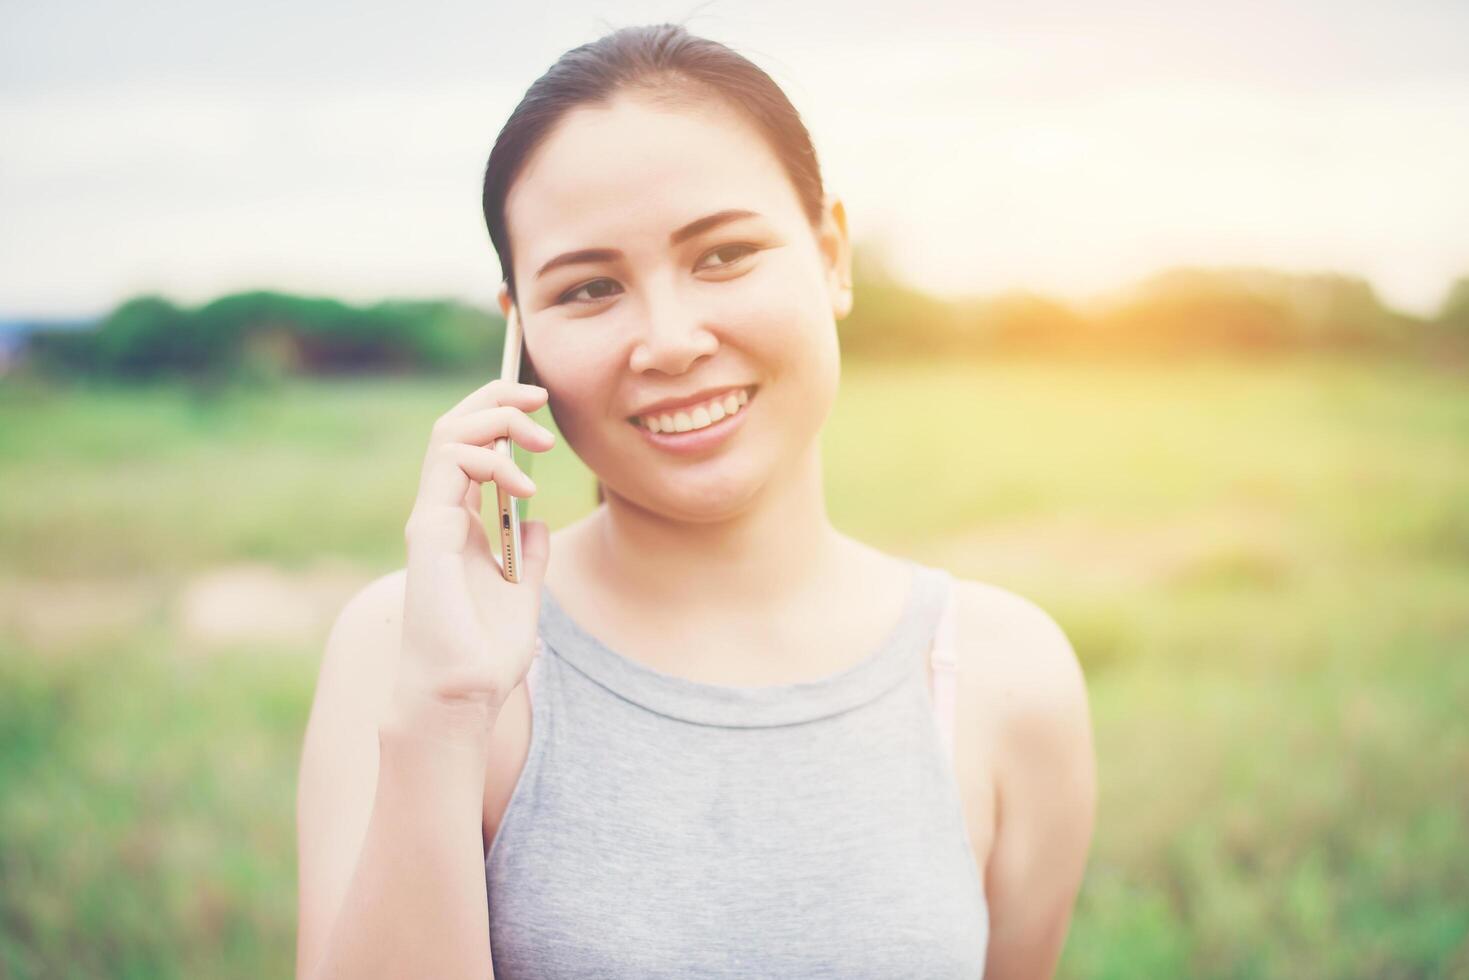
{"left": 578, "top": 443, "right": 852, "bottom": 614}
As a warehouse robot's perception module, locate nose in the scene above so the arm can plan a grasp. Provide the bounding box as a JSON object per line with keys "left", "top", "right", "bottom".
{"left": 627, "top": 284, "right": 719, "bottom": 376}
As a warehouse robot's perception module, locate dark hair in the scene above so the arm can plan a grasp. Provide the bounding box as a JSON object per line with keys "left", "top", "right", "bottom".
{"left": 482, "top": 23, "right": 828, "bottom": 507}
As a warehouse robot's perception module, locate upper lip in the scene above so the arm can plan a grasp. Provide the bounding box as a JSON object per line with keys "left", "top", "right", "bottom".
{"left": 627, "top": 384, "right": 754, "bottom": 419}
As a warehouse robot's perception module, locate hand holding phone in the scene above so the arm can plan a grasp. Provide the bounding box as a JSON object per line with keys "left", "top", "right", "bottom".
{"left": 394, "top": 310, "right": 554, "bottom": 728}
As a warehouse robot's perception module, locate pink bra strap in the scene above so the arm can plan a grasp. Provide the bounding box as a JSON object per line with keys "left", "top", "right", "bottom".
{"left": 524, "top": 633, "right": 544, "bottom": 703}
{"left": 929, "top": 573, "right": 959, "bottom": 761}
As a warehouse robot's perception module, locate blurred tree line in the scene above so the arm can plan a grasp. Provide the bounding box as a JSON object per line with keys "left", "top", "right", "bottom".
{"left": 841, "top": 247, "right": 1469, "bottom": 362}
{"left": 11, "top": 249, "right": 1469, "bottom": 386}
{"left": 18, "top": 292, "right": 499, "bottom": 385}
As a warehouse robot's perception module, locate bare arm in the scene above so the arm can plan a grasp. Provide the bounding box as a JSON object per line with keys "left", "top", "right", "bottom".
{"left": 978, "top": 595, "right": 1098, "bottom": 980}
{"left": 296, "top": 377, "right": 554, "bottom": 979}
{"left": 295, "top": 571, "right": 500, "bottom": 980}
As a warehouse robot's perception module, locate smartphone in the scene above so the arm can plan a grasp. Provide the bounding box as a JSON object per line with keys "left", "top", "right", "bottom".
{"left": 492, "top": 304, "right": 537, "bottom": 582}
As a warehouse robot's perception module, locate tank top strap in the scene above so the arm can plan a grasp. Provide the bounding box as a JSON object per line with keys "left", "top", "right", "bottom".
{"left": 524, "top": 633, "right": 544, "bottom": 703}
{"left": 525, "top": 568, "right": 958, "bottom": 721}
{"left": 526, "top": 570, "right": 957, "bottom": 728}
{"left": 928, "top": 570, "right": 960, "bottom": 762}
{"left": 527, "top": 559, "right": 953, "bottom": 728}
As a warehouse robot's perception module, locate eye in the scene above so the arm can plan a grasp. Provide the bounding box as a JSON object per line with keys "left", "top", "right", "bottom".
{"left": 557, "top": 278, "right": 623, "bottom": 305}
{"left": 695, "top": 243, "right": 759, "bottom": 271}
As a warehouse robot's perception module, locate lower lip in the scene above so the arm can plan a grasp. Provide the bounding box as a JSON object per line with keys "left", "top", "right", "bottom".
{"left": 629, "top": 388, "right": 757, "bottom": 456}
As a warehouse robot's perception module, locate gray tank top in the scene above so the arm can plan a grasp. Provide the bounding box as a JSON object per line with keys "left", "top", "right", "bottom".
{"left": 484, "top": 559, "right": 989, "bottom": 978}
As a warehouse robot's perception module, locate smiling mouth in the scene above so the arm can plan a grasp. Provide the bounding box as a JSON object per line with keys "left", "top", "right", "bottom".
{"left": 628, "top": 385, "right": 758, "bottom": 433}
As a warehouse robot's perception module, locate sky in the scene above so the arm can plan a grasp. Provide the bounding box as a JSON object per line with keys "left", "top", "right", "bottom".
{"left": 2, "top": 0, "right": 1466, "bottom": 318}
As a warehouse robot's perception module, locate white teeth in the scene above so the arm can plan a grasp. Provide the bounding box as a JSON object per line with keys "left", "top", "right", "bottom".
{"left": 636, "top": 387, "right": 753, "bottom": 433}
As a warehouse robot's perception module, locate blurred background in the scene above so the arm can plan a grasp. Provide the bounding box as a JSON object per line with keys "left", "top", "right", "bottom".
{"left": 2, "top": 1, "right": 1467, "bottom": 977}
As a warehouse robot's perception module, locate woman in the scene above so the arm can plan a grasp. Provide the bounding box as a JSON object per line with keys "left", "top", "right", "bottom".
{"left": 296, "top": 23, "right": 1095, "bottom": 980}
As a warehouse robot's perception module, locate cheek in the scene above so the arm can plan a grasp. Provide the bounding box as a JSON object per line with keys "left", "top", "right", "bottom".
{"left": 738, "top": 264, "right": 840, "bottom": 384}
{"left": 532, "top": 336, "right": 617, "bottom": 437}
{"left": 699, "top": 237, "right": 810, "bottom": 313}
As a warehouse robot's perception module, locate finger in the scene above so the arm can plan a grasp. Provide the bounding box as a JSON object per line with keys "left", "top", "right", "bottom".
{"left": 462, "top": 497, "right": 493, "bottom": 564}
{"left": 418, "top": 442, "right": 535, "bottom": 513}
{"left": 435, "top": 405, "right": 556, "bottom": 454}
{"left": 463, "top": 477, "right": 482, "bottom": 514}
{"left": 446, "top": 378, "right": 548, "bottom": 419}
{"left": 518, "top": 519, "right": 551, "bottom": 587}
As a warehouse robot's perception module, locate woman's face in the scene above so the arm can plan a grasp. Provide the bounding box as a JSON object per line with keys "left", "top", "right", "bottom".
{"left": 501, "top": 92, "right": 852, "bottom": 521}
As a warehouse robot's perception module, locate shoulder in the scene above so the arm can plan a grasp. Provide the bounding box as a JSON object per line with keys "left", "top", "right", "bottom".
{"left": 314, "top": 568, "right": 409, "bottom": 718}
{"left": 322, "top": 567, "right": 408, "bottom": 657}
{"left": 943, "top": 575, "right": 1096, "bottom": 970}
{"left": 329, "top": 567, "right": 408, "bottom": 652}
{"left": 948, "top": 575, "right": 1094, "bottom": 790}
{"left": 950, "top": 576, "right": 1089, "bottom": 725}
{"left": 340, "top": 566, "right": 408, "bottom": 626}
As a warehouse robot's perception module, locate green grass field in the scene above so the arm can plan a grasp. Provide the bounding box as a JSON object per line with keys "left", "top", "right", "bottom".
{"left": 2, "top": 356, "right": 1466, "bottom": 978}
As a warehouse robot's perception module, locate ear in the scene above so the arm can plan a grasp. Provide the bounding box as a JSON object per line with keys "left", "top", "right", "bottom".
{"left": 494, "top": 280, "right": 541, "bottom": 386}
{"left": 817, "top": 192, "right": 854, "bottom": 321}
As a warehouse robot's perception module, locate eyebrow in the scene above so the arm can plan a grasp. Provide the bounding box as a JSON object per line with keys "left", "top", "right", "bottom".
{"left": 533, "top": 209, "right": 762, "bottom": 280}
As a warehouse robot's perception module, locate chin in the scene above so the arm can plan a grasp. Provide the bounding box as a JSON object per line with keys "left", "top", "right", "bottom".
{"left": 622, "top": 469, "right": 767, "bottom": 523}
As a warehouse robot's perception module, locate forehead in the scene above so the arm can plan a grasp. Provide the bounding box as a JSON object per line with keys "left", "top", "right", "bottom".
{"left": 505, "top": 94, "right": 802, "bottom": 267}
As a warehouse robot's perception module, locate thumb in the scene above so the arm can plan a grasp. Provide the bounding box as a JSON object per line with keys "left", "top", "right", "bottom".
{"left": 518, "top": 519, "right": 551, "bottom": 587}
